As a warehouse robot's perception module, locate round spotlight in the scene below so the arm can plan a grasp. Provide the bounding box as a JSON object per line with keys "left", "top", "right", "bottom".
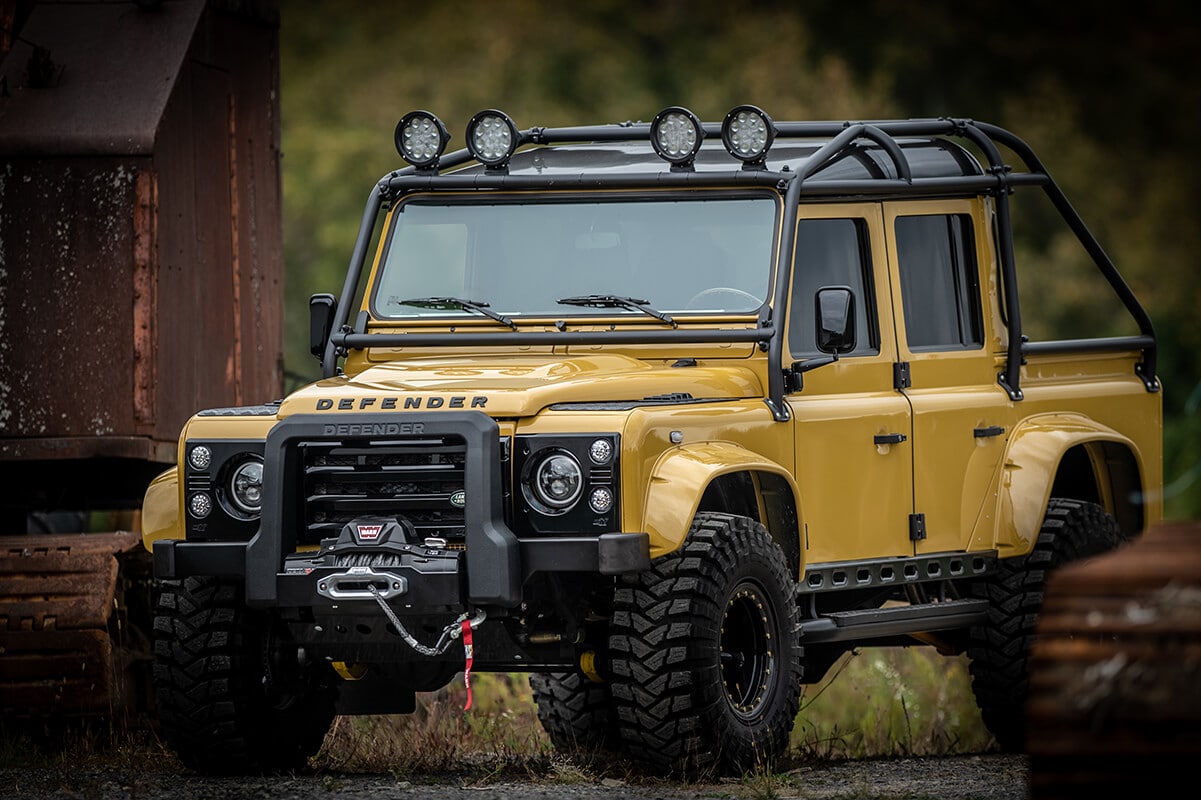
{"left": 650, "top": 106, "right": 704, "bottom": 168}
{"left": 466, "top": 109, "right": 518, "bottom": 168}
{"left": 721, "top": 105, "right": 775, "bottom": 165}
{"left": 395, "top": 110, "right": 449, "bottom": 169}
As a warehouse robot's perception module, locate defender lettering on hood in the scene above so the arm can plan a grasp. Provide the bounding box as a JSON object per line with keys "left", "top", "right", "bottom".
{"left": 315, "top": 396, "right": 488, "bottom": 411}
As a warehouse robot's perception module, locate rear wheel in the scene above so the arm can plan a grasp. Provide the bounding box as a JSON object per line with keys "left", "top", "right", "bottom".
{"left": 968, "top": 498, "right": 1126, "bottom": 751}
{"left": 529, "top": 671, "right": 615, "bottom": 752}
{"left": 153, "top": 576, "right": 335, "bottom": 774}
{"left": 608, "top": 512, "right": 802, "bottom": 776}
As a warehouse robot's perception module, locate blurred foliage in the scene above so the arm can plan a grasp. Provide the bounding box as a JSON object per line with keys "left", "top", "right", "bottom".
{"left": 279, "top": 1, "right": 1201, "bottom": 517}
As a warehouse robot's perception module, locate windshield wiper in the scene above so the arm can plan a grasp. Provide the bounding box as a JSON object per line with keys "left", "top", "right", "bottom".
{"left": 557, "top": 295, "right": 676, "bottom": 328}
{"left": 396, "top": 296, "right": 518, "bottom": 330}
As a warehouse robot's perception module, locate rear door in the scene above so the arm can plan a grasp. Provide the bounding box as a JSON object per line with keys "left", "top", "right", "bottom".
{"left": 882, "top": 198, "right": 1012, "bottom": 555}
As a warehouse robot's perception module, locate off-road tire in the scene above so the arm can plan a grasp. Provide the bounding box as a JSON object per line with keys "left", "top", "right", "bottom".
{"left": 153, "top": 576, "right": 335, "bottom": 774}
{"left": 529, "top": 671, "right": 615, "bottom": 752}
{"left": 608, "top": 512, "right": 802, "bottom": 776}
{"left": 968, "top": 498, "right": 1125, "bottom": 752}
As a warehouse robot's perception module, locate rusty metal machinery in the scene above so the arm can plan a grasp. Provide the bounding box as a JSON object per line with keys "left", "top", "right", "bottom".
{"left": 0, "top": 0, "right": 282, "bottom": 723}
{"left": 0, "top": 531, "right": 152, "bottom": 718}
{"left": 1026, "top": 520, "right": 1201, "bottom": 797}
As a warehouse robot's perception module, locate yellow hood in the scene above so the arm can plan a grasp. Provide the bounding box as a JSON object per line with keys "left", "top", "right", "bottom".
{"left": 279, "top": 353, "right": 762, "bottom": 418}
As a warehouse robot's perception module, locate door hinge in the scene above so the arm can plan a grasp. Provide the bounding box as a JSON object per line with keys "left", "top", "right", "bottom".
{"left": 909, "top": 513, "right": 927, "bottom": 541}
{"left": 894, "top": 361, "right": 911, "bottom": 390}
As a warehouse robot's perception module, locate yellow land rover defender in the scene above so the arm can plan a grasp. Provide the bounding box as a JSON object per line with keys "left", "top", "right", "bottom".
{"left": 142, "top": 106, "right": 1162, "bottom": 775}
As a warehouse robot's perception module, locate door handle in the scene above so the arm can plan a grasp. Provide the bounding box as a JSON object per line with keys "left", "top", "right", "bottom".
{"left": 873, "top": 433, "right": 907, "bottom": 445}
{"left": 973, "top": 426, "right": 1005, "bottom": 438}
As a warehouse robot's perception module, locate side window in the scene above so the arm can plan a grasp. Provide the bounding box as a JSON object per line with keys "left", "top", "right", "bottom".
{"left": 895, "top": 214, "right": 982, "bottom": 350}
{"left": 789, "top": 218, "right": 878, "bottom": 358}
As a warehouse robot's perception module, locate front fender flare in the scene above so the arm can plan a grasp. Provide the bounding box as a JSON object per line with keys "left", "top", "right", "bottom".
{"left": 141, "top": 467, "right": 182, "bottom": 552}
{"left": 642, "top": 442, "right": 800, "bottom": 559}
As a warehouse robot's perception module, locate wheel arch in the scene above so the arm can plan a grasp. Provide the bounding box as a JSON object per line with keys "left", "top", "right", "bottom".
{"left": 642, "top": 443, "right": 802, "bottom": 575}
{"left": 142, "top": 466, "right": 182, "bottom": 551}
{"left": 982, "top": 413, "right": 1149, "bottom": 556}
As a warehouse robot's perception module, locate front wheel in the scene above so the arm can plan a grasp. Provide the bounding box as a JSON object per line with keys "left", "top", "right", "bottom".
{"left": 529, "top": 671, "right": 615, "bottom": 753}
{"left": 608, "top": 512, "right": 802, "bottom": 775}
{"left": 152, "top": 576, "right": 335, "bottom": 774}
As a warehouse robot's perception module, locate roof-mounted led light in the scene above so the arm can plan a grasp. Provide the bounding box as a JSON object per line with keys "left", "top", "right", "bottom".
{"left": 395, "top": 110, "right": 449, "bottom": 170}
{"left": 721, "top": 105, "right": 775, "bottom": 166}
{"left": 651, "top": 106, "right": 704, "bottom": 169}
{"left": 466, "top": 109, "right": 519, "bottom": 169}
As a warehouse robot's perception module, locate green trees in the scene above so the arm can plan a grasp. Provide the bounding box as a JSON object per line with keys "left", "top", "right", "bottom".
{"left": 279, "top": 1, "right": 1200, "bottom": 518}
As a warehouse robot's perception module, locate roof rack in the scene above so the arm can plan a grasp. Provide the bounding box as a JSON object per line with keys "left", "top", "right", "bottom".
{"left": 326, "top": 116, "right": 1157, "bottom": 413}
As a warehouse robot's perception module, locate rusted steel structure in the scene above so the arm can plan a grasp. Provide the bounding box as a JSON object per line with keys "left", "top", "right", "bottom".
{"left": 1026, "top": 520, "right": 1201, "bottom": 797}
{"left": 0, "top": 0, "right": 283, "bottom": 719}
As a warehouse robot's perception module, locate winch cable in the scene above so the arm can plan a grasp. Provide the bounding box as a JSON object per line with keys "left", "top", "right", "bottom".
{"left": 367, "top": 584, "right": 486, "bottom": 657}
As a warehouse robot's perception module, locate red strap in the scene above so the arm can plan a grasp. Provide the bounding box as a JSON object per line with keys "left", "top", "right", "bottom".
{"left": 461, "top": 619, "right": 474, "bottom": 711}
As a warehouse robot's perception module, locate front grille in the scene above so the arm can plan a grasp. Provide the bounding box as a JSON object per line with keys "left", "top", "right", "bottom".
{"left": 300, "top": 436, "right": 469, "bottom": 546}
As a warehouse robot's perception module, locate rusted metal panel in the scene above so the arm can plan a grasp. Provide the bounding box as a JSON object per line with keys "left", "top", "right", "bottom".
{"left": 0, "top": 531, "right": 147, "bottom": 716}
{"left": 1026, "top": 521, "right": 1201, "bottom": 797}
{"left": 133, "top": 169, "right": 159, "bottom": 429}
{"left": 0, "top": 0, "right": 206, "bottom": 156}
{"left": 0, "top": 157, "right": 145, "bottom": 442}
{"left": 0, "top": 530, "right": 140, "bottom": 631}
{"left": 0, "top": 0, "right": 284, "bottom": 475}
{"left": 0, "top": 629, "right": 115, "bottom": 715}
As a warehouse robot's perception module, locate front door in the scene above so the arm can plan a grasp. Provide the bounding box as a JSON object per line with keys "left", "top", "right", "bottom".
{"left": 787, "top": 204, "right": 913, "bottom": 564}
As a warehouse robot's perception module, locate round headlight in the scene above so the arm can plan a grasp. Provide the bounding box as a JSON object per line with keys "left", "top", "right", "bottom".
{"left": 188, "top": 445, "right": 212, "bottom": 470}
{"left": 721, "top": 105, "right": 775, "bottom": 164}
{"left": 589, "top": 486, "right": 614, "bottom": 514}
{"left": 531, "top": 451, "right": 583, "bottom": 510}
{"left": 588, "top": 438, "right": 613, "bottom": 465}
{"left": 395, "top": 110, "right": 449, "bottom": 169}
{"left": 466, "top": 109, "right": 518, "bottom": 167}
{"left": 651, "top": 106, "right": 704, "bottom": 167}
{"left": 188, "top": 492, "right": 212, "bottom": 519}
{"left": 227, "top": 458, "right": 264, "bottom": 516}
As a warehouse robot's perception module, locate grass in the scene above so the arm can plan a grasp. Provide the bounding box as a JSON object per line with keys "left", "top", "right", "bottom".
{"left": 1, "top": 647, "right": 995, "bottom": 786}
{"left": 309, "top": 646, "right": 995, "bottom": 779}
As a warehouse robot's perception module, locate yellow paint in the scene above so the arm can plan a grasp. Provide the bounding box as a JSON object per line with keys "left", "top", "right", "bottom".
{"left": 144, "top": 188, "right": 1163, "bottom": 586}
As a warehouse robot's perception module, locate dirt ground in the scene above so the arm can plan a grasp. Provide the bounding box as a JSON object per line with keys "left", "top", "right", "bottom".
{"left": 0, "top": 753, "right": 1029, "bottom": 800}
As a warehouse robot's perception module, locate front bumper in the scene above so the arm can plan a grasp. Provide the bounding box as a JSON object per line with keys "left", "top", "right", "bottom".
{"left": 153, "top": 530, "right": 650, "bottom": 607}
{"left": 157, "top": 410, "right": 650, "bottom": 610}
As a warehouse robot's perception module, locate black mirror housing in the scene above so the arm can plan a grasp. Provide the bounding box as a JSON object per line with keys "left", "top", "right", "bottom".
{"left": 309, "top": 293, "right": 337, "bottom": 360}
{"left": 815, "top": 286, "right": 856, "bottom": 355}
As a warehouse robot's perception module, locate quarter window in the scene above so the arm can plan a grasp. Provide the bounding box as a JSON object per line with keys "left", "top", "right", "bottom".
{"left": 895, "top": 214, "right": 982, "bottom": 349}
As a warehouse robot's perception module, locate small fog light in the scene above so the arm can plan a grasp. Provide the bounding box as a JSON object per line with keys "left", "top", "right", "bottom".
{"left": 589, "top": 486, "right": 614, "bottom": 514}
{"left": 189, "top": 492, "right": 212, "bottom": 519}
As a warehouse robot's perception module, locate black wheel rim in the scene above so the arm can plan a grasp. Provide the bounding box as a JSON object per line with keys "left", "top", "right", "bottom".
{"left": 720, "top": 580, "right": 777, "bottom": 720}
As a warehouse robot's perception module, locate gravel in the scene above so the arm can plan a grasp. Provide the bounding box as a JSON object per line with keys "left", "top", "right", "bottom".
{"left": 0, "top": 754, "right": 1029, "bottom": 800}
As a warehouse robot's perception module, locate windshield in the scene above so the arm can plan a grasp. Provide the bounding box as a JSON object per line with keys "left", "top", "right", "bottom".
{"left": 370, "top": 194, "right": 777, "bottom": 320}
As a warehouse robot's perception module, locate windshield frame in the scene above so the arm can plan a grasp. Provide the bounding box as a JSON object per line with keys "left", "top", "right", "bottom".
{"left": 367, "top": 188, "right": 783, "bottom": 325}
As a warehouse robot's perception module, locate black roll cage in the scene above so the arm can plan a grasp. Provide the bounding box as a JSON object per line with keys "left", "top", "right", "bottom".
{"left": 322, "top": 117, "right": 1158, "bottom": 420}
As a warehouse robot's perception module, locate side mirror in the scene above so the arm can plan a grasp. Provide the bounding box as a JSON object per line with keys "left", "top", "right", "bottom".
{"left": 309, "top": 293, "right": 337, "bottom": 360}
{"left": 815, "top": 286, "right": 856, "bottom": 355}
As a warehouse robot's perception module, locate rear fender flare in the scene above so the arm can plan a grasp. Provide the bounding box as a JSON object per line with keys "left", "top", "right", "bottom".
{"left": 983, "top": 413, "right": 1140, "bottom": 556}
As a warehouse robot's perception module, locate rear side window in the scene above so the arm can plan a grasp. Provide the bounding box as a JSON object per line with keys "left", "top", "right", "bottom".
{"left": 895, "top": 215, "right": 982, "bottom": 350}
{"left": 789, "top": 218, "right": 878, "bottom": 358}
